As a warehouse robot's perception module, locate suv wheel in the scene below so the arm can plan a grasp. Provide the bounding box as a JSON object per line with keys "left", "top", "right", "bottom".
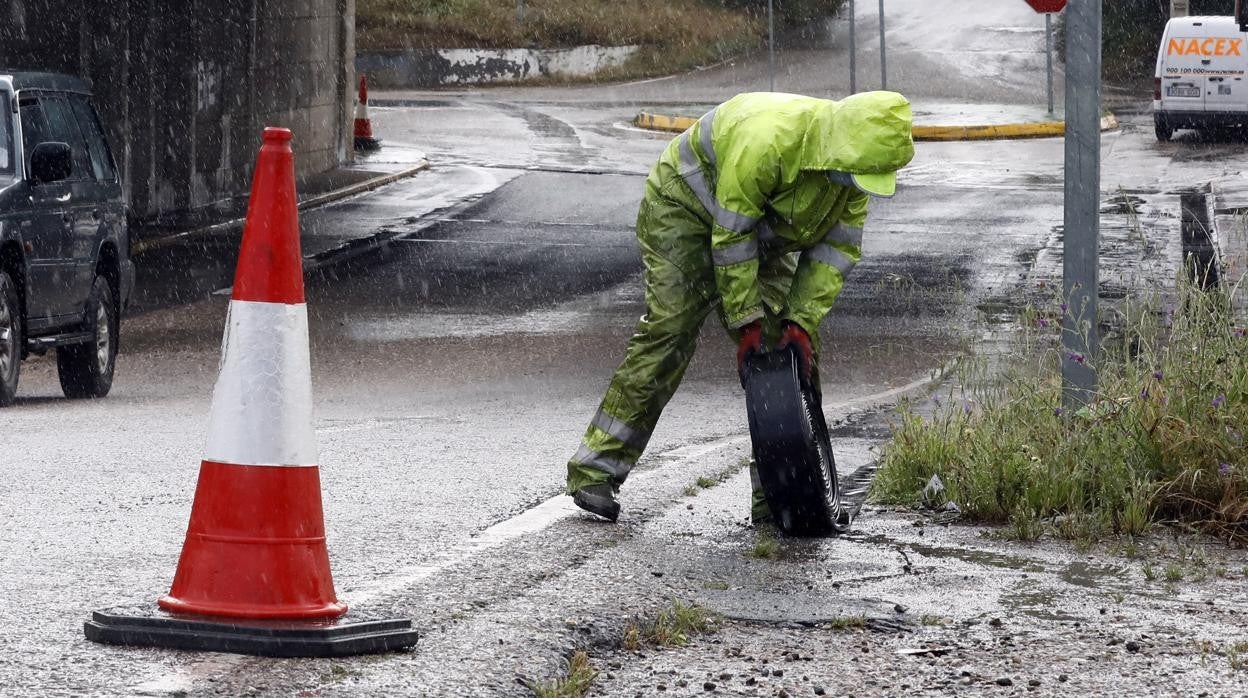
{"left": 58, "top": 275, "right": 117, "bottom": 399}
{"left": 0, "top": 271, "right": 21, "bottom": 406}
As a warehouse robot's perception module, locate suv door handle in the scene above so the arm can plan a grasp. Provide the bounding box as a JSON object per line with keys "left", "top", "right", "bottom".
{"left": 91, "top": 209, "right": 101, "bottom": 221}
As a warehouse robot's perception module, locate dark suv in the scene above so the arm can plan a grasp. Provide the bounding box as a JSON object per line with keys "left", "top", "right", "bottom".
{"left": 0, "top": 72, "right": 134, "bottom": 405}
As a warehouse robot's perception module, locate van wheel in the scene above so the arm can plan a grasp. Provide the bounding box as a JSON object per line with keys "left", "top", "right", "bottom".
{"left": 57, "top": 275, "right": 117, "bottom": 399}
{"left": 1155, "top": 115, "right": 1173, "bottom": 142}
{"left": 0, "top": 271, "right": 21, "bottom": 406}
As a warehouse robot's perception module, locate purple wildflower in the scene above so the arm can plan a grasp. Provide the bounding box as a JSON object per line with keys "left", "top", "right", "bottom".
{"left": 1213, "top": 394, "right": 1227, "bottom": 409}
{"left": 964, "top": 401, "right": 973, "bottom": 415}
{"left": 1060, "top": 303, "right": 1069, "bottom": 313}
{"left": 1066, "top": 352, "right": 1086, "bottom": 365}
{"left": 1236, "top": 327, "right": 1246, "bottom": 339}
{"left": 1037, "top": 318, "right": 1049, "bottom": 328}
{"left": 1140, "top": 387, "right": 1150, "bottom": 400}
{"left": 1053, "top": 407, "right": 1064, "bottom": 417}
{"left": 1219, "top": 462, "right": 1232, "bottom": 476}
{"left": 1153, "top": 370, "right": 1163, "bottom": 381}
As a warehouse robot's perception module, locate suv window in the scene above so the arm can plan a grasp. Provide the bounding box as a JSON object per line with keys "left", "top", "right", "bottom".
{"left": 39, "top": 95, "right": 92, "bottom": 180}
{"left": 18, "top": 97, "right": 49, "bottom": 175}
{"left": 0, "top": 92, "right": 12, "bottom": 177}
{"left": 68, "top": 96, "right": 116, "bottom": 182}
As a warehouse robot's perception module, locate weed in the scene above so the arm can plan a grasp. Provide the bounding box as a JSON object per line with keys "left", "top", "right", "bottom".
{"left": 619, "top": 601, "right": 722, "bottom": 655}
{"left": 1112, "top": 591, "right": 1125, "bottom": 604}
{"left": 682, "top": 484, "right": 700, "bottom": 497}
{"left": 748, "top": 536, "right": 780, "bottom": 559}
{"left": 1229, "top": 641, "right": 1248, "bottom": 671}
{"left": 827, "top": 615, "right": 868, "bottom": 630}
{"left": 696, "top": 476, "right": 717, "bottom": 489}
{"left": 1164, "top": 563, "right": 1184, "bottom": 583}
{"left": 622, "top": 623, "right": 641, "bottom": 653}
{"left": 527, "top": 651, "right": 597, "bottom": 698}
{"left": 920, "top": 614, "right": 948, "bottom": 626}
{"left": 872, "top": 277, "right": 1247, "bottom": 543}
{"left": 1142, "top": 563, "right": 1157, "bottom": 581}
{"left": 702, "top": 579, "right": 730, "bottom": 591}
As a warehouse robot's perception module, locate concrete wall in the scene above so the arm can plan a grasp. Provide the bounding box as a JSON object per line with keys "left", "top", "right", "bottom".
{"left": 0, "top": 0, "right": 355, "bottom": 225}
{"left": 358, "top": 44, "right": 639, "bottom": 88}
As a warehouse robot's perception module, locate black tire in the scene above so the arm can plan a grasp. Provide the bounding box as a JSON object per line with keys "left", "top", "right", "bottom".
{"left": 57, "top": 275, "right": 117, "bottom": 399}
{"left": 743, "top": 347, "right": 848, "bottom": 537}
{"left": 0, "top": 271, "right": 21, "bottom": 406}
{"left": 1155, "top": 115, "right": 1173, "bottom": 142}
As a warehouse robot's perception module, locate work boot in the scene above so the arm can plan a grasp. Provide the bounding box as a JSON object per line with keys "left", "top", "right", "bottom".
{"left": 573, "top": 484, "right": 620, "bottom": 522}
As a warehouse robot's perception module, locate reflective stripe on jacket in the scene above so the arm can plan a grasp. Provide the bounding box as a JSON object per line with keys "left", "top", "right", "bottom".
{"left": 647, "top": 90, "right": 914, "bottom": 332}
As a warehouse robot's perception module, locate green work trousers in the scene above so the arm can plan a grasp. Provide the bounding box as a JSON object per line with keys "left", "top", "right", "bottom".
{"left": 566, "top": 185, "right": 820, "bottom": 498}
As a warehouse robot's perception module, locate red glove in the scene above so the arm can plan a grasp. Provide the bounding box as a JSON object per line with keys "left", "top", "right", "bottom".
{"left": 778, "top": 321, "right": 814, "bottom": 385}
{"left": 736, "top": 321, "right": 764, "bottom": 385}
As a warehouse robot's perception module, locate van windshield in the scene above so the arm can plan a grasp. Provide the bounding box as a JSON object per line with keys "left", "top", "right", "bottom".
{"left": 0, "top": 91, "right": 12, "bottom": 179}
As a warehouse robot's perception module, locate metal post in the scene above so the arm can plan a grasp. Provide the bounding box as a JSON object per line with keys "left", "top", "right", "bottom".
{"left": 768, "top": 0, "right": 775, "bottom": 91}
{"left": 849, "top": 0, "right": 857, "bottom": 94}
{"left": 1062, "top": 0, "right": 1102, "bottom": 409}
{"left": 517, "top": 0, "right": 524, "bottom": 24}
{"left": 1045, "top": 13, "right": 1054, "bottom": 115}
{"left": 878, "top": 0, "right": 886, "bottom": 90}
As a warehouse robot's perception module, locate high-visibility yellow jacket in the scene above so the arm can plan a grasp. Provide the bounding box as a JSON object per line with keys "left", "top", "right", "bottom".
{"left": 647, "top": 90, "right": 914, "bottom": 332}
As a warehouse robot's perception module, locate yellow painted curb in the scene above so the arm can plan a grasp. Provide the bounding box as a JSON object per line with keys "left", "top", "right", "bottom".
{"left": 632, "top": 112, "right": 1120, "bottom": 141}
{"left": 633, "top": 112, "right": 698, "bottom": 133}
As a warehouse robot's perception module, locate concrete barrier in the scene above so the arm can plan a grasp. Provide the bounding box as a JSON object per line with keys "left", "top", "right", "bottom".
{"left": 358, "top": 45, "right": 639, "bottom": 88}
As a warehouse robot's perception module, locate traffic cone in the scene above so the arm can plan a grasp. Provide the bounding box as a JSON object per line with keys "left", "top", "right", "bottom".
{"left": 84, "top": 128, "right": 417, "bottom": 657}
{"left": 353, "top": 75, "right": 381, "bottom": 152}
{"left": 157, "top": 126, "right": 343, "bottom": 619}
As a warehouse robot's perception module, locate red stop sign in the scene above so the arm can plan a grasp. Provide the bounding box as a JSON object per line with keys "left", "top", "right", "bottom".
{"left": 1025, "top": 0, "right": 1066, "bottom": 12}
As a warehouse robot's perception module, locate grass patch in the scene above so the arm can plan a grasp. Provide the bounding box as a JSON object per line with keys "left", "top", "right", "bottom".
{"left": 527, "top": 651, "right": 597, "bottom": 698}
{"left": 747, "top": 535, "right": 780, "bottom": 559}
{"left": 827, "top": 614, "right": 867, "bottom": 630}
{"left": 872, "top": 277, "right": 1247, "bottom": 543}
{"left": 358, "top": 1, "right": 848, "bottom": 82}
{"left": 1229, "top": 641, "right": 1248, "bottom": 671}
{"left": 622, "top": 600, "right": 721, "bottom": 652}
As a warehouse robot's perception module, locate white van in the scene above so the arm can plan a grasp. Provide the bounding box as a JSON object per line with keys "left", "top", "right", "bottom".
{"left": 1154, "top": 16, "right": 1248, "bottom": 140}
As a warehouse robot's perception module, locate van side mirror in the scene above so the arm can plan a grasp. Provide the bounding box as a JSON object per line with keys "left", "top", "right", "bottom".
{"left": 29, "top": 142, "right": 72, "bottom": 184}
{"left": 1238, "top": 0, "right": 1248, "bottom": 32}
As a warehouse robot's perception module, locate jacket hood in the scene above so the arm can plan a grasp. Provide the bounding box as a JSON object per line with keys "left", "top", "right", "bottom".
{"left": 800, "top": 91, "right": 914, "bottom": 174}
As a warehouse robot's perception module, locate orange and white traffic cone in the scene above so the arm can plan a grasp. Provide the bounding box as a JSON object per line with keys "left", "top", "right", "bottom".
{"left": 84, "top": 128, "right": 417, "bottom": 657}
{"left": 158, "top": 126, "right": 342, "bottom": 620}
{"left": 353, "top": 75, "right": 381, "bottom": 152}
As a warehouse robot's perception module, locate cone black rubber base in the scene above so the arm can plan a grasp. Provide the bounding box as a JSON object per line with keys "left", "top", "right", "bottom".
{"left": 85, "top": 605, "right": 418, "bottom": 658}
{"left": 354, "top": 136, "right": 382, "bottom": 152}
{"left": 743, "top": 346, "right": 851, "bottom": 537}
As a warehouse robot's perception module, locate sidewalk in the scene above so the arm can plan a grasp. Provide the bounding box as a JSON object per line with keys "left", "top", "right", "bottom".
{"left": 633, "top": 100, "right": 1118, "bottom": 141}
{"left": 131, "top": 148, "right": 429, "bottom": 259}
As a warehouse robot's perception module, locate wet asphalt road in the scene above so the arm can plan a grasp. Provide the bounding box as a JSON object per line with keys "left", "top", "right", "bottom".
{"left": 5, "top": 3, "right": 1248, "bottom": 693}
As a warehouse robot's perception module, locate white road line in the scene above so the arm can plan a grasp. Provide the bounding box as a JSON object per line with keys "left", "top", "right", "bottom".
{"left": 347, "top": 371, "right": 941, "bottom": 605}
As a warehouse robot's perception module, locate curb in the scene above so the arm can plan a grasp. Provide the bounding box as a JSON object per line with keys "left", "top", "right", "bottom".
{"left": 631, "top": 112, "right": 1120, "bottom": 141}
{"left": 131, "top": 160, "right": 431, "bottom": 255}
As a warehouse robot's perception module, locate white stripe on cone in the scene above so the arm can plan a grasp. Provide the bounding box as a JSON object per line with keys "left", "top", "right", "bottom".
{"left": 203, "top": 300, "right": 318, "bottom": 467}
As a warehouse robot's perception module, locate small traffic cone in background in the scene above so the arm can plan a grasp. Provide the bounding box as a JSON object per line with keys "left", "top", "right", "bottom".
{"left": 354, "top": 75, "right": 381, "bottom": 152}
{"left": 85, "top": 128, "right": 417, "bottom": 657}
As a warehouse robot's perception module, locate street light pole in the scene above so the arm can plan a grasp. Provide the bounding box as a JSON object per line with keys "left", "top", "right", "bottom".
{"left": 849, "top": 0, "right": 857, "bottom": 94}
{"left": 1045, "top": 12, "right": 1055, "bottom": 114}
{"left": 878, "top": 0, "right": 887, "bottom": 90}
{"left": 1062, "top": 0, "right": 1102, "bottom": 409}
{"left": 768, "top": 0, "right": 776, "bottom": 91}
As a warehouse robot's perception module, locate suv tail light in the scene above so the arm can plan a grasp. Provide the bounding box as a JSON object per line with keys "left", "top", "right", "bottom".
{"left": 1154, "top": 77, "right": 1162, "bottom": 101}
